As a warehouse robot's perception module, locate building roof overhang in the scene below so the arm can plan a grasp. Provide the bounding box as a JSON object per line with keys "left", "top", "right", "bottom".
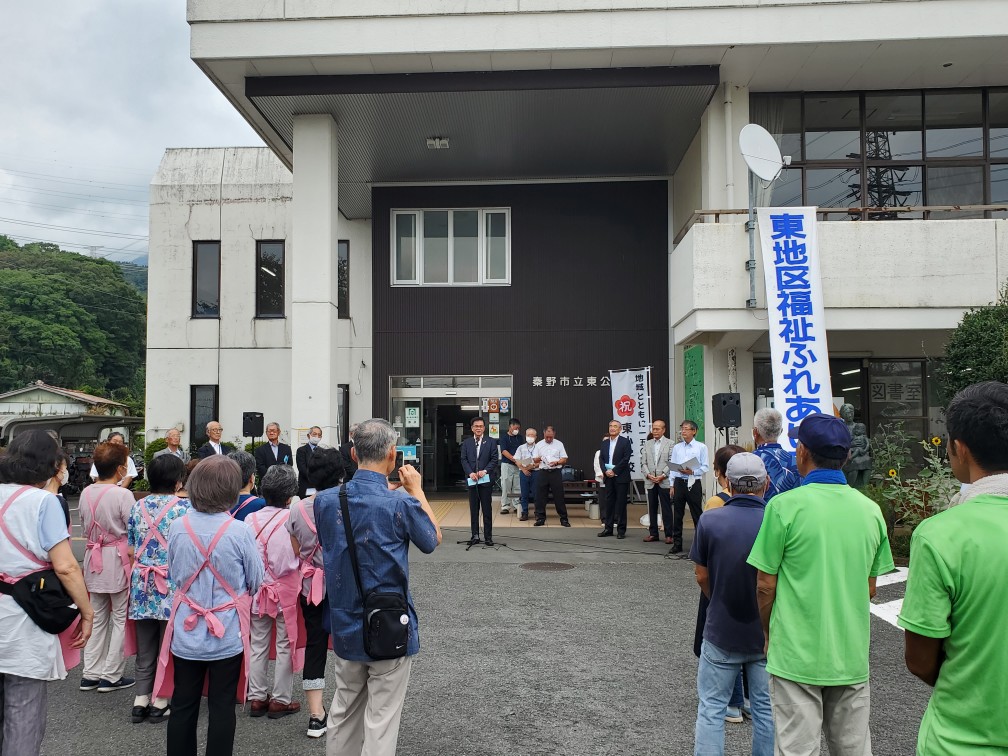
{"left": 243, "top": 66, "right": 719, "bottom": 219}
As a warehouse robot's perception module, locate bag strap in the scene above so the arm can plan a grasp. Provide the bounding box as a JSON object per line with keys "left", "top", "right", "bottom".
{"left": 0, "top": 486, "right": 49, "bottom": 570}
{"left": 339, "top": 485, "right": 366, "bottom": 602}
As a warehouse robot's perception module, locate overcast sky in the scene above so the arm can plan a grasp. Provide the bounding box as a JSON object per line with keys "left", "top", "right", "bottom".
{"left": 0, "top": 2, "right": 263, "bottom": 261}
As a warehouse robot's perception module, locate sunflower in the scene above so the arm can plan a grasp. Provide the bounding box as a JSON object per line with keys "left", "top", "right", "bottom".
{"left": 931, "top": 436, "right": 942, "bottom": 446}
{"left": 888, "top": 468, "right": 898, "bottom": 479}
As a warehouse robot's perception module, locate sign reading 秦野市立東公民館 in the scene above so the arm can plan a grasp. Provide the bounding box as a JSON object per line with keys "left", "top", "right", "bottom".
{"left": 609, "top": 367, "right": 651, "bottom": 481}
{"left": 757, "top": 207, "right": 834, "bottom": 452}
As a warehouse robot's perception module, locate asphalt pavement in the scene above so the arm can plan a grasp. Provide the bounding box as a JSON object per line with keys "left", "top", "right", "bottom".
{"left": 41, "top": 526, "right": 929, "bottom": 755}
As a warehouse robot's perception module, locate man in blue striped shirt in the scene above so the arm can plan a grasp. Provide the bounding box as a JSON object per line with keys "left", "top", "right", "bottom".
{"left": 751, "top": 408, "right": 800, "bottom": 501}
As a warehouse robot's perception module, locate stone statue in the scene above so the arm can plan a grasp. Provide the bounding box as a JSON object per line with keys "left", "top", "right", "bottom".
{"left": 845, "top": 422, "right": 872, "bottom": 488}
{"left": 839, "top": 403, "right": 855, "bottom": 434}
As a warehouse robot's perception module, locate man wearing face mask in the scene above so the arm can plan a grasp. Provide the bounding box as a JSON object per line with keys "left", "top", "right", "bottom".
{"left": 512, "top": 428, "right": 539, "bottom": 522}
{"left": 296, "top": 426, "right": 324, "bottom": 498}
{"left": 497, "top": 419, "right": 524, "bottom": 515}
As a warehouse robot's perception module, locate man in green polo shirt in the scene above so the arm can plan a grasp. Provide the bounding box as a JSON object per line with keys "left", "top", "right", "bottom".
{"left": 899, "top": 381, "right": 1008, "bottom": 754}
{"left": 747, "top": 413, "right": 894, "bottom": 755}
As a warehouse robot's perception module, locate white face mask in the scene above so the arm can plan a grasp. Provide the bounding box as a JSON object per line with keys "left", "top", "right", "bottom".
{"left": 309, "top": 436, "right": 321, "bottom": 445}
{"left": 58, "top": 468, "right": 69, "bottom": 487}
{"left": 526, "top": 436, "right": 536, "bottom": 445}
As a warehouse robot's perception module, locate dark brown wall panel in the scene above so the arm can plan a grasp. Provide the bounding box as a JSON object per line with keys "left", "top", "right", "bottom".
{"left": 372, "top": 181, "right": 670, "bottom": 473}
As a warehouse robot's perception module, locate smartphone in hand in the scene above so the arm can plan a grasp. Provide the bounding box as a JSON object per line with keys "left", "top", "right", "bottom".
{"left": 388, "top": 450, "right": 405, "bottom": 482}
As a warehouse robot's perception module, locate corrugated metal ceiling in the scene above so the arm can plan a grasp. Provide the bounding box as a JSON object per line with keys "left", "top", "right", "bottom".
{"left": 249, "top": 67, "right": 718, "bottom": 219}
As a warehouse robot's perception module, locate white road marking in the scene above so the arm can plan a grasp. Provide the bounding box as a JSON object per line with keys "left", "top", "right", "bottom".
{"left": 875, "top": 567, "right": 909, "bottom": 587}
{"left": 871, "top": 568, "right": 910, "bottom": 628}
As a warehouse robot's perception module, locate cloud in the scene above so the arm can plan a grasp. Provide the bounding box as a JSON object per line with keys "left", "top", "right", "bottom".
{"left": 0, "top": 0, "right": 262, "bottom": 259}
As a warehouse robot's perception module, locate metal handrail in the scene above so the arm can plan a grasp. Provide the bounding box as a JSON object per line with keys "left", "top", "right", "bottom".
{"left": 672, "top": 204, "right": 1008, "bottom": 245}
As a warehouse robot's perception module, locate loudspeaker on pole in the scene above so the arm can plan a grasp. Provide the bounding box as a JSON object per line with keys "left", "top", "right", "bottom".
{"left": 711, "top": 393, "right": 742, "bottom": 429}
{"left": 242, "top": 412, "right": 264, "bottom": 437}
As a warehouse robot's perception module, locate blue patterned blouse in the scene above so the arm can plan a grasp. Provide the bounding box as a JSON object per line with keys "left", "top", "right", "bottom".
{"left": 127, "top": 494, "right": 191, "bottom": 621}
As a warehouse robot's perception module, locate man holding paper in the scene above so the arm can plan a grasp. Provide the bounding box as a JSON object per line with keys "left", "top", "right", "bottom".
{"left": 599, "top": 420, "right": 633, "bottom": 539}
{"left": 461, "top": 417, "right": 500, "bottom": 546}
{"left": 669, "top": 420, "right": 710, "bottom": 554}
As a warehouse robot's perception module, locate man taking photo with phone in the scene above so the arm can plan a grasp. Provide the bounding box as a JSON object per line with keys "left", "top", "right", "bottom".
{"left": 313, "top": 418, "right": 441, "bottom": 755}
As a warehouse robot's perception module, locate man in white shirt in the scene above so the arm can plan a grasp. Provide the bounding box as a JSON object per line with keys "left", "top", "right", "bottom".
{"left": 531, "top": 425, "right": 571, "bottom": 527}
{"left": 668, "top": 420, "right": 710, "bottom": 553}
{"left": 153, "top": 428, "right": 191, "bottom": 464}
{"left": 88, "top": 431, "right": 136, "bottom": 487}
{"left": 513, "top": 428, "right": 539, "bottom": 522}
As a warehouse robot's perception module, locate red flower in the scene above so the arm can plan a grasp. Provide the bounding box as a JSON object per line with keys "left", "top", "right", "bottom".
{"left": 614, "top": 395, "right": 636, "bottom": 417}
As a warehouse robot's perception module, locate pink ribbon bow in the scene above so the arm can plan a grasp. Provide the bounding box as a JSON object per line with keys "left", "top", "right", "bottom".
{"left": 138, "top": 563, "right": 170, "bottom": 595}
{"left": 182, "top": 599, "right": 233, "bottom": 638}
{"left": 85, "top": 540, "right": 105, "bottom": 573}
{"left": 256, "top": 583, "right": 282, "bottom": 618}
{"left": 300, "top": 561, "right": 325, "bottom": 606}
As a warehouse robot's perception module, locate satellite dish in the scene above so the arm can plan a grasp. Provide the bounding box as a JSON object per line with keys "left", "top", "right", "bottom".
{"left": 739, "top": 124, "right": 784, "bottom": 183}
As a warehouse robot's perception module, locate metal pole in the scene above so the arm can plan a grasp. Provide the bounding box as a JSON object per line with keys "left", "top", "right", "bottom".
{"left": 745, "top": 170, "right": 758, "bottom": 309}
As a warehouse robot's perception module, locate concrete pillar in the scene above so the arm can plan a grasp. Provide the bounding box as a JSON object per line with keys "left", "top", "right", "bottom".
{"left": 291, "top": 114, "right": 341, "bottom": 440}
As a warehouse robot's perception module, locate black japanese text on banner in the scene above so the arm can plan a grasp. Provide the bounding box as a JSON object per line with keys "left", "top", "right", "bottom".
{"left": 609, "top": 367, "right": 651, "bottom": 481}
{"left": 757, "top": 208, "right": 834, "bottom": 451}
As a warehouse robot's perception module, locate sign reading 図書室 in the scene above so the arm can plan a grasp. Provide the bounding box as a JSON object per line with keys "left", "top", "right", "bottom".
{"left": 609, "top": 367, "right": 651, "bottom": 481}
{"left": 757, "top": 207, "right": 834, "bottom": 451}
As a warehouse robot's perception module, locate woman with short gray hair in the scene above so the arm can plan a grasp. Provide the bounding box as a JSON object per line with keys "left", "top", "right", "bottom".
{"left": 245, "top": 464, "right": 304, "bottom": 719}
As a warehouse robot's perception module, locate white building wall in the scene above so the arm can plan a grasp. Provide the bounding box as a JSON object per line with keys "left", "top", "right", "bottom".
{"left": 146, "top": 147, "right": 374, "bottom": 450}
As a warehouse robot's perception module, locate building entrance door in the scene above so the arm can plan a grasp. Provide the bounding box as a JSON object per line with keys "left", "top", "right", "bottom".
{"left": 389, "top": 375, "right": 513, "bottom": 493}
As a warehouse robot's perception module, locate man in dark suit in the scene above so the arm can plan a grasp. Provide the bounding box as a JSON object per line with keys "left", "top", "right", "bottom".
{"left": 461, "top": 417, "right": 500, "bottom": 546}
{"left": 253, "top": 421, "right": 293, "bottom": 479}
{"left": 339, "top": 423, "right": 358, "bottom": 481}
{"left": 598, "top": 420, "right": 633, "bottom": 539}
{"left": 295, "top": 425, "right": 324, "bottom": 497}
{"left": 196, "top": 420, "right": 236, "bottom": 458}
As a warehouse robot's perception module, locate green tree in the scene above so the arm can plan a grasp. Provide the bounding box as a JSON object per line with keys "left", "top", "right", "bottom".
{"left": 938, "top": 284, "right": 1008, "bottom": 403}
{"left": 0, "top": 238, "right": 146, "bottom": 403}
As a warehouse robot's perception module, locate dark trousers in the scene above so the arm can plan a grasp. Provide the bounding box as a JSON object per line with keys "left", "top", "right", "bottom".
{"left": 134, "top": 618, "right": 167, "bottom": 696}
{"left": 647, "top": 485, "right": 674, "bottom": 538}
{"left": 468, "top": 481, "right": 493, "bottom": 540}
{"left": 518, "top": 470, "right": 537, "bottom": 513}
{"left": 671, "top": 478, "right": 703, "bottom": 546}
{"left": 535, "top": 469, "right": 569, "bottom": 521}
{"left": 167, "top": 652, "right": 243, "bottom": 756}
{"left": 603, "top": 478, "right": 630, "bottom": 534}
{"left": 300, "top": 594, "right": 329, "bottom": 684}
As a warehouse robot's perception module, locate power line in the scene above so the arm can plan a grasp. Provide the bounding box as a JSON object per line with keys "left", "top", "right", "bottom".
{"left": 0, "top": 197, "right": 148, "bottom": 222}
{"left": 0, "top": 167, "right": 149, "bottom": 193}
{"left": 0, "top": 217, "right": 147, "bottom": 240}
{"left": 1, "top": 233, "right": 147, "bottom": 259}
{"left": 3, "top": 184, "right": 149, "bottom": 206}
{"left": 0, "top": 151, "right": 155, "bottom": 177}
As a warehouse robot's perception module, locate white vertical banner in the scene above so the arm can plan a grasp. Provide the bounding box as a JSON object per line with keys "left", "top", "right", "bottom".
{"left": 609, "top": 367, "right": 652, "bottom": 481}
{"left": 757, "top": 207, "right": 834, "bottom": 451}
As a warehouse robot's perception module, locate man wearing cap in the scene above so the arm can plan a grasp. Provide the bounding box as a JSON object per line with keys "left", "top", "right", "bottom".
{"left": 691, "top": 453, "right": 774, "bottom": 756}
{"left": 747, "top": 413, "right": 894, "bottom": 756}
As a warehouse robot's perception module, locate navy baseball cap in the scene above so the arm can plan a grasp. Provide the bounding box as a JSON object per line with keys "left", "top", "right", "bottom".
{"left": 787, "top": 413, "right": 851, "bottom": 460}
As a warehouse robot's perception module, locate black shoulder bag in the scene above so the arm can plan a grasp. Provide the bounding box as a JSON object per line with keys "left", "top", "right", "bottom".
{"left": 339, "top": 485, "right": 410, "bottom": 660}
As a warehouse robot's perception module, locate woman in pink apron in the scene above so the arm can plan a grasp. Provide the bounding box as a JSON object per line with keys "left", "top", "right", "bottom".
{"left": 246, "top": 464, "right": 303, "bottom": 719}
{"left": 157, "top": 455, "right": 263, "bottom": 756}
{"left": 126, "top": 453, "right": 190, "bottom": 723}
{"left": 79, "top": 441, "right": 136, "bottom": 693}
{"left": 0, "top": 430, "right": 93, "bottom": 756}
{"left": 287, "top": 446, "right": 344, "bottom": 738}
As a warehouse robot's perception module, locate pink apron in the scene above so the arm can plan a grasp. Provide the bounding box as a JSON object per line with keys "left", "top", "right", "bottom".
{"left": 83, "top": 486, "right": 132, "bottom": 585}
{"left": 123, "top": 496, "right": 181, "bottom": 659}
{"left": 0, "top": 485, "right": 82, "bottom": 670}
{"left": 295, "top": 499, "right": 325, "bottom": 606}
{"left": 248, "top": 509, "right": 305, "bottom": 672}
{"left": 230, "top": 494, "right": 260, "bottom": 520}
{"left": 152, "top": 517, "right": 253, "bottom": 702}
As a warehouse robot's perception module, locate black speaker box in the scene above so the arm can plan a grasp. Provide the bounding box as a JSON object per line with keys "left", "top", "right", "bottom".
{"left": 711, "top": 393, "right": 742, "bottom": 428}
{"left": 242, "top": 411, "right": 264, "bottom": 437}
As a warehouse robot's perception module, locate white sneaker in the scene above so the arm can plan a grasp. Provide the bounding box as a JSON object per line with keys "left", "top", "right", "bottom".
{"left": 725, "top": 706, "right": 744, "bottom": 723}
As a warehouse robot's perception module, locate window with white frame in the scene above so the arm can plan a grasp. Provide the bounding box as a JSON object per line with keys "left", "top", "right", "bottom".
{"left": 392, "top": 209, "right": 510, "bottom": 286}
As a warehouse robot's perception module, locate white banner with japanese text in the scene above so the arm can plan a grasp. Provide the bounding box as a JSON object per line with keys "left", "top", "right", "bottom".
{"left": 758, "top": 207, "right": 834, "bottom": 451}
{"left": 609, "top": 367, "right": 652, "bottom": 481}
